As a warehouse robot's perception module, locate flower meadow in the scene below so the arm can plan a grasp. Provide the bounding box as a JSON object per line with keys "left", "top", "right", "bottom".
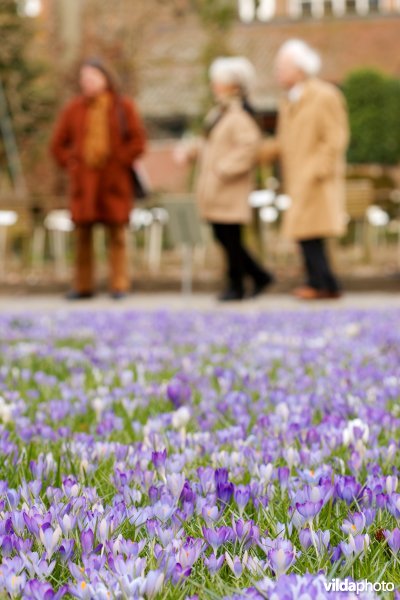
{"left": 0, "top": 308, "right": 399, "bottom": 600}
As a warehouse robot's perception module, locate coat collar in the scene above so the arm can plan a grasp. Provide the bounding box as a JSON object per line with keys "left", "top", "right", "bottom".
{"left": 282, "top": 78, "right": 318, "bottom": 115}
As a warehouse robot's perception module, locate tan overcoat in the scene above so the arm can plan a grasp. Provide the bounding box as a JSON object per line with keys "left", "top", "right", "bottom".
{"left": 260, "top": 78, "right": 349, "bottom": 241}
{"left": 196, "top": 100, "right": 261, "bottom": 224}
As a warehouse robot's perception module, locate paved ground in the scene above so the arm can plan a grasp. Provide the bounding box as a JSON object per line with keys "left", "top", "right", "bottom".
{"left": 0, "top": 292, "right": 398, "bottom": 313}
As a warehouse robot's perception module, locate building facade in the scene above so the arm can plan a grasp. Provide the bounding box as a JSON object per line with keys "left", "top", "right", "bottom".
{"left": 35, "top": 1, "right": 400, "bottom": 130}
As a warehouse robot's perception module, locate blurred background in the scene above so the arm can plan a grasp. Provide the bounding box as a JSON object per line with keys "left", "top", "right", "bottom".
{"left": 1, "top": 0, "right": 400, "bottom": 294}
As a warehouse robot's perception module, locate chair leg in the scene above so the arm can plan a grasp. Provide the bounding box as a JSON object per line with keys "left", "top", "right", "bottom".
{"left": 31, "top": 226, "right": 46, "bottom": 269}
{"left": 52, "top": 231, "right": 68, "bottom": 279}
{"left": 181, "top": 243, "right": 193, "bottom": 296}
{"left": 398, "top": 228, "right": 400, "bottom": 269}
{"left": 194, "top": 244, "right": 206, "bottom": 267}
{"left": 0, "top": 227, "right": 7, "bottom": 279}
{"left": 148, "top": 222, "right": 163, "bottom": 273}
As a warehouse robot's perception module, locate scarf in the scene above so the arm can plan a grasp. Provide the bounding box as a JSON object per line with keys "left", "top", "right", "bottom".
{"left": 83, "top": 93, "right": 112, "bottom": 169}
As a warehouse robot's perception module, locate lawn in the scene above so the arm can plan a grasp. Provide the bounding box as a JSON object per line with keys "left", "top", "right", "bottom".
{"left": 0, "top": 309, "right": 399, "bottom": 599}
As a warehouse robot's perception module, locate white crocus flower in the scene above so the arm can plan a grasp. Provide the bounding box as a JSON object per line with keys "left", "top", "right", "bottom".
{"left": 342, "top": 418, "right": 369, "bottom": 446}
{"left": 171, "top": 406, "right": 191, "bottom": 429}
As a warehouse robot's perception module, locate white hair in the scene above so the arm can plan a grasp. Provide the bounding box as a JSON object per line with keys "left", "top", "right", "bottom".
{"left": 277, "top": 39, "right": 321, "bottom": 76}
{"left": 209, "top": 57, "right": 256, "bottom": 93}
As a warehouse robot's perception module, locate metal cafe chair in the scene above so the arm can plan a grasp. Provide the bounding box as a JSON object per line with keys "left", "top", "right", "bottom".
{"left": 158, "top": 195, "right": 204, "bottom": 295}
{"left": 43, "top": 209, "right": 74, "bottom": 278}
{"left": 148, "top": 207, "right": 169, "bottom": 273}
{"left": 129, "top": 207, "right": 154, "bottom": 266}
{"left": 365, "top": 205, "right": 390, "bottom": 260}
{"left": 345, "top": 179, "right": 374, "bottom": 261}
{"left": 0, "top": 210, "right": 18, "bottom": 277}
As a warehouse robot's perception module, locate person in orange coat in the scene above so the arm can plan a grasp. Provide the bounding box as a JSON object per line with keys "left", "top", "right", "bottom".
{"left": 51, "top": 58, "right": 146, "bottom": 299}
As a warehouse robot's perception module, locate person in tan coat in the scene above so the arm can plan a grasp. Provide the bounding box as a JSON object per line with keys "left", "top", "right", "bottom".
{"left": 191, "top": 57, "right": 274, "bottom": 301}
{"left": 260, "top": 40, "right": 349, "bottom": 300}
{"left": 51, "top": 58, "right": 146, "bottom": 300}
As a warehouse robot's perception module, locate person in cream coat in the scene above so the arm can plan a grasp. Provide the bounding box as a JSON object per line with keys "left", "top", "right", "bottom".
{"left": 180, "top": 57, "right": 274, "bottom": 302}
{"left": 260, "top": 40, "right": 349, "bottom": 300}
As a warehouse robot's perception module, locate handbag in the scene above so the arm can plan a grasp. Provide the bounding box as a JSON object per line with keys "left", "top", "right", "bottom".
{"left": 131, "top": 162, "right": 149, "bottom": 200}
{"left": 117, "top": 98, "right": 150, "bottom": 200}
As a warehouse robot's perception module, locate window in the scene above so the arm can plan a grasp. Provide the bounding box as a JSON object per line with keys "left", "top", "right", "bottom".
{"left": 240, "top": 0, "right": 398, "bottom": 18}
{"left": 22, "top": 0, "right": 42, "bottom": 17}
{"left": 238, "top": 0, "right": 276, "bottom": 22}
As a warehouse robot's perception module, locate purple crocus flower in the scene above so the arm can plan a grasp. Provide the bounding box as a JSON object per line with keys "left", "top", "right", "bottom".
{"left": 268, "top": 544, "right": 296, "bottom": 577}
{"left": 11, "top": 511, "right": 25, "bottom": 535}
{"left": 152, "top": 449, "right": 167, "bottom": 481}
{"left": 231, "top": 518, "right": 259, "bottom": 548}
{"left": 202, "top": 505, "right": 220, "bottom": 525}
{"left": 4, "top": 572, "right": 26, "bottom": 597}
{"left": 341, "top": 533, "right": 370, "bottom": 557}
{"left": 277, "top": 467, "right": 290, "bottom": 490}
{"left": 180, "top": 481, "right": 196, "bottom": 505}
{"left": 59, "top": 513, "right": 77, "bottom": 536}
{"left": 153, "top": 500, "right": 175, "bottom": 522}
{"left": 148, "top": 486, "right": 160, "bottom": 504}
{"left": 388, "top": 493, "right": 400, "bottom": 519}
{"left": 171, "top": 563, "right": 192, "bottom": 586}
{"left": 330, "top": 544, "right": 342, "bottom": 562}
{"left": 363, "top": 508, "right": 376, "bottom": 526}
{"left": 167, "top": 376, "right": 191, "bottom": 408}
{"left": 295, "top": 499, "right": 323, "bottom": 522}
{"left": 202, "top": 526, "right": 231, "bottom": 554}
{"left": 217, "top": 482, "right": 234, "bottom": 505}
{"left": 234, "top": 485, "right": 251, "bottom": 516}
{"left": 141, "top": 570, "right": 165, "bottom": 599}
{"left": 335, "top": 476, "right": 362, "bottom": 505}
{"left": 6, "top": 489, "right": 21, "bottom": 509}
{"left": 80, "top": 529, "right": 94, "bottom": 555}
{"left": 384, "top": 528, "right": 400, "bottom": 553}
{"left": 23, "top": 513, "right": 40, "bottom": 537}
{"left": 22, "top": 580, "right": 58, "bottom": 600}
{"left": 215, "top": 468, "right": 229, "bottom": 486}
{"left": 178, "top": 537, "right": 205, "bottom": 568}
{"left": 0, "top": 535, "right": 13, "bottom": 556}
{"left": 225, "top": 551, "right": 247, "bottom": 578}
{"left": 59, "top": 539, "right": 75, "bottom": 563}
{"left": 197, "top": 467, "right": 215, "bottom": 495}
{"left": 299, "top": 528, "right": 330, "bottom": 554}
{"left": 341, "top": 512, "right": 366, "bottom": 536}
{"left": 39, "top": 524, "right": 61, "bottom": 560}
{"left": 204, "top": 552, "right": 225, "bottom": 574}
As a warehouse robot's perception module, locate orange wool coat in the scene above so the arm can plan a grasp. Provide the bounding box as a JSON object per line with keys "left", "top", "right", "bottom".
{"left": 50, "top": 94, "right": 146, "bottom": 224}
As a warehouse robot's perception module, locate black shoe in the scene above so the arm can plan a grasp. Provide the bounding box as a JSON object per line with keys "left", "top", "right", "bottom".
{"left": 65, "top": 290, "right": 94, "bottom": 301}
{"left": 110, "top": 291, "right": 128, "bottom": 300}
{"left": 251, "top": 274, "right": 275, "bottom": 297}
{"left": 218, "top": 289, "right": 244, "bottom": 302}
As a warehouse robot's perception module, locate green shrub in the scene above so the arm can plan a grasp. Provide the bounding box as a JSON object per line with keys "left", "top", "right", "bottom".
{"left": 342, "top": 69, "right": 400, "bottom": 165}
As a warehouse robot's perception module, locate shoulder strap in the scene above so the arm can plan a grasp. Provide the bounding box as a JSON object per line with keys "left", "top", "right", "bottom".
{"left": 116, "top": 97, "right": 129, "bottom": 140}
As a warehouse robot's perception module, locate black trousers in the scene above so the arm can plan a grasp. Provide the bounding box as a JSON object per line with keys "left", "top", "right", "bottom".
{"left": 212, "top": 223, "right": 270, "bottom": 293}
{"left": 299, "top": 238, "right": 340, "bottom": 293}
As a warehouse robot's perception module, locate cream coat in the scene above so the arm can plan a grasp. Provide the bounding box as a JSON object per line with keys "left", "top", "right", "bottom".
{"left": 260, "top": 78, "right": 349, "bottom": 241}
{"left": 196, "top": 100, "right": 261, "bottom": 224}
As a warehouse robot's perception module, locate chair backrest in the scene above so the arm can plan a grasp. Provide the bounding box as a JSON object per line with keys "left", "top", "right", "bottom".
{"left": 346, "top": 179, "right": 374, "bottom": 220}
{"left": 0, "top": 210, "right": 18, "bottom": 227}
{"left": 366, "top": 205, "right": 389, "bottom": 227}
{"left": 159, "top": 195, "right": 203, "bottom": 246}
{"left": 44, "top": 210, "right": 74, "bottom": 232}
{"left": 249, "top": 190, "right": 275, "bottom": 208}
{"left": 129, "top": 208, "right": 153, "bottom": 229}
